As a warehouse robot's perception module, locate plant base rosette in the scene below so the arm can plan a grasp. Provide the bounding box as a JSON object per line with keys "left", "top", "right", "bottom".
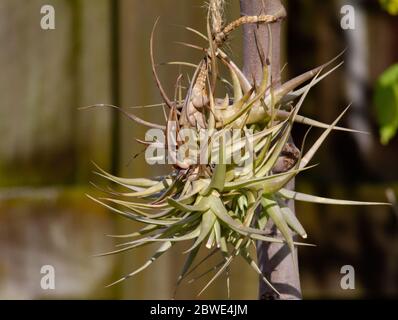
{"left": 87, "top": 4, "right": 389, "bottom": 298}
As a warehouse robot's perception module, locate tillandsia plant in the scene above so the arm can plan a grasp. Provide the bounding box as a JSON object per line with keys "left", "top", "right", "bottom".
{"left": 87, "top": 1, "right": 389, "bottom": 297}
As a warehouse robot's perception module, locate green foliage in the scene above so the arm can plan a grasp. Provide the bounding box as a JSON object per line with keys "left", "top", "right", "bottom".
{"left": 379, "top": 0, "right": 398, "bottom": 15}
{"left": 374, "top": 63, "right": 398, "bottom": 145}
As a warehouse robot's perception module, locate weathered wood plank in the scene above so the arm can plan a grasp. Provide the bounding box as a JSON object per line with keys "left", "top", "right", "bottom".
{"left": 0, "top": 187, "right": 116, "bottom": 299}
{"left": 0, "top": 0, "right": 112, "bottom": 186}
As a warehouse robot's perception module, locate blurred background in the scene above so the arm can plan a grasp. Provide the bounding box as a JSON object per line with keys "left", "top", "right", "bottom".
{"left": 0, "top": 0, "right": 397, "bottom": 299}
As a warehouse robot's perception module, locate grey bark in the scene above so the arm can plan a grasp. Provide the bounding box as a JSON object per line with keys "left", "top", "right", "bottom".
{"left": 240, "top": 0, "right": 302, "bottom": 300}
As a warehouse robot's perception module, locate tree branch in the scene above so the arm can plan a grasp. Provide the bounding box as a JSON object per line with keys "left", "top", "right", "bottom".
{"left": 240, "top": 0, "right": 302, "bottom": 300}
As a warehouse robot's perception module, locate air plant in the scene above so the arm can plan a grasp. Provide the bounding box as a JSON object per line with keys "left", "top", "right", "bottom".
{"left": 87, "top": 2, "right": 389, "bottom": 298}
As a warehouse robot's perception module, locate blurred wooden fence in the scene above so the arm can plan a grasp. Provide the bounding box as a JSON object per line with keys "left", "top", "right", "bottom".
{"left": 0, "top": 0, "right": 256, "bottom": 299}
